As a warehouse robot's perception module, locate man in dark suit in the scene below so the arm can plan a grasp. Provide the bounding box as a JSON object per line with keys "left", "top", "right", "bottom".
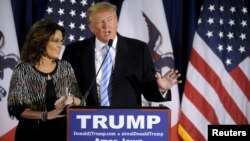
{"left": 62, "top": 2, "right": 181, "bottom": 107}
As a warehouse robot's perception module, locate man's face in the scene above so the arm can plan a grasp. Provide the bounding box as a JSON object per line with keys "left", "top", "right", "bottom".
{"left": 88, "top": 10, "right": 118, "bottom": 43}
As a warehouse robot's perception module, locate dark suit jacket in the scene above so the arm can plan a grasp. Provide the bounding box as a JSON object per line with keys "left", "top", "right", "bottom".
{"left": 63, "top": 34, "right": 170, "bottom": 107}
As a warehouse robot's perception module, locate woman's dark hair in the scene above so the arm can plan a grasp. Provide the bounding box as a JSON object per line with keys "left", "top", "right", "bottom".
{"left": 20, "top": 19, "right": 66, "bottom": 65}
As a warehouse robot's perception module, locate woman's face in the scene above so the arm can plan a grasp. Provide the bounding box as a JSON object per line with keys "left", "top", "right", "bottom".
{"left": 46, "top": 30, "right": 64, "bottom": 60}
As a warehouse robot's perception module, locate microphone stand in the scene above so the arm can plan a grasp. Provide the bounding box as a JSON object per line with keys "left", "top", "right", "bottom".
{"left": 81, "top": 39, "right": 113, "bottom": 106}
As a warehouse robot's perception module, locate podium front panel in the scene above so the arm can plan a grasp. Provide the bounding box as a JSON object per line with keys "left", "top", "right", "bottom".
{"left": 67, "top": 107, "right": 171, "bottom": 141}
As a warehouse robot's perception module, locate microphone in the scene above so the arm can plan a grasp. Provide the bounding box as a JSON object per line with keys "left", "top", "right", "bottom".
{"left": 81, "top": 39, "right": 113, "bottom": 106}
{"left": 108, "top": 39, "right": 113, "bottom": 47}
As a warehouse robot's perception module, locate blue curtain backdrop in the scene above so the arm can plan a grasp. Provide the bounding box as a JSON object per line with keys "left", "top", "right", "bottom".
{"left": 10, "top": 0, "right": 250, "bottom": 99}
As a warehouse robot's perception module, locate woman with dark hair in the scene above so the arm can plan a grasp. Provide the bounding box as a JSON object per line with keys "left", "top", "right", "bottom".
{"left": 7, "top": 19, "right": 83, "bottom": 141}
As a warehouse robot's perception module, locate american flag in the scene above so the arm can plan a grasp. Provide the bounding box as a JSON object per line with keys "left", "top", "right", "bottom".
{"left": 178, "top": 0, "right": 250, "bottom": 140}
{"left": 44, "top": 0, "right": 95, "bottom": 46}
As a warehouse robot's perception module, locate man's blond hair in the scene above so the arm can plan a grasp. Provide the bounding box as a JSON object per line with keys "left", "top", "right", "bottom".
{"left": 86, "top": 2, "right": 117, "bottom": 24}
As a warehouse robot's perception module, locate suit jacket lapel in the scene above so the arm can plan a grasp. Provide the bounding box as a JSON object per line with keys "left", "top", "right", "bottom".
{"left": 112, "top": 35, "right": 131, "bottom": 101}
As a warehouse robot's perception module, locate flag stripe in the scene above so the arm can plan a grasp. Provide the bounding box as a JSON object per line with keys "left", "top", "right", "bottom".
{"left": 238, "top": 57, "right": 250, "bottom": 81}
{"left": 180, "top": 95, "right": 208, "bottom": 140}
{"left": 178, "top": 112, "right": 206, "bottom": 141}
{"left": 0, "top": 128, "right": 16, "bottom": 141}
{"left": 185, "top": 80, "right": 219, "bottom": 124}
{"left": 230, "top": 65, "right": 250, "bottom": 101}
{"left": 187, "top": 58, "right": 234, "bottom": 124}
